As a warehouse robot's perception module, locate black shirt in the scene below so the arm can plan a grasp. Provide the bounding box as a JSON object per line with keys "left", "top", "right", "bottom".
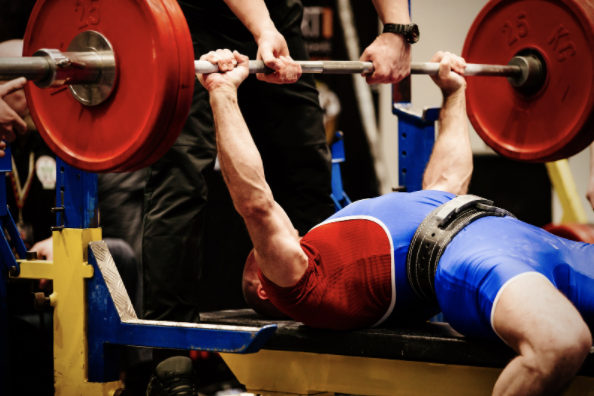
{"left": 177, "top": 0, "right": 302, "bottom": 39}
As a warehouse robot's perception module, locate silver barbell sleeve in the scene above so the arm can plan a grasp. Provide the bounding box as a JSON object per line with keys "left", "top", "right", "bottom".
{"left": 0, "top": 50, "right": 109, "bottom": 88}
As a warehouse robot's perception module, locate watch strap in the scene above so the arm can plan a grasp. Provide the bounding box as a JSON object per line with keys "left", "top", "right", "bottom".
{"left": 383, "top": 23, "right": 418, "bottom": 44}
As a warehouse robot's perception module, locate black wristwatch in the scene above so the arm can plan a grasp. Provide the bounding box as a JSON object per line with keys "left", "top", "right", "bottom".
{"left": 383, "top": 23, "right": 420, "bottom": 44}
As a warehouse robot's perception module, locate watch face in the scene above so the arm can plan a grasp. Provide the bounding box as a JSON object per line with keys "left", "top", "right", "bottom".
{"left": 410, "top": 24, "right": 420, "bottom": 43}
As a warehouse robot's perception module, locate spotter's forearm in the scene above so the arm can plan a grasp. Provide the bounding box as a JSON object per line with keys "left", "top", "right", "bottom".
{"left": 371, "top": 0, "right": 410, "bottom": 24}
{"left": 222, "top": 0, "right": 276, "bottom": 40}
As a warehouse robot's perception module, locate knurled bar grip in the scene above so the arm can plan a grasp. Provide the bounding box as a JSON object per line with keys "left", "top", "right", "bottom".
{"left": 193, "top": 60, "right": 375, "bottom": 74}
{"left": 193, "top": 60, "right": 523, "bottom": 77}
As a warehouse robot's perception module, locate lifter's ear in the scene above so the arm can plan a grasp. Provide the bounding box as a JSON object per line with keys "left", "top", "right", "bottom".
{"left": 257, "top": 283, "right": 269, "bottom": 300}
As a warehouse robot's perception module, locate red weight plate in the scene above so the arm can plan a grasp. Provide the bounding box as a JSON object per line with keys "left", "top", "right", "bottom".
{"left": 463, "top": 0, "right": 594, "bottom": 162}
{"left": 543, "top": 223, "right": 594, "bottom": 244}
{"left": 119, "top": 0, "right": 195, "bottom": 172}
{"left": 23, "top": 0, "right": 181, "bottom": 172}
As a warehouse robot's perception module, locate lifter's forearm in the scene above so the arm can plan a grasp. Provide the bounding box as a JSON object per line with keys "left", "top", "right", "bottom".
{"left": 223, "top": 0, "right": 276, "bottom": 40}
{"left": 210, "top": 88, "right": 273, "bottom": 213}
{"left": 422, "top": 89, "right": 473, "bottom": 194}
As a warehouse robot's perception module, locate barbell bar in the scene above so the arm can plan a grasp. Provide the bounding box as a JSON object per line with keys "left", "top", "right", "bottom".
{"left": 1, "top": 52, "right": 533, "bottom": 89}
{"left": 0, "top": 48, "right": 543, "bottom": 117}
{"left": 194, "top": 58, "right": 542, "bottom": 91}
{"left": 192, "top": 59, "right": 524, "bottom": 77}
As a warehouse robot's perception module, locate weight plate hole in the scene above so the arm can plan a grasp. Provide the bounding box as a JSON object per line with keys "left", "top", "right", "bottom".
{"left": 508, "top": 48, "right": 547, "bottom": 97}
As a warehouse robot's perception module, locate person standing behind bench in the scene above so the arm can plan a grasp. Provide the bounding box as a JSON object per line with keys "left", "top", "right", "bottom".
{"left": 142, "top": 0, "right": 415, "bottom": 380}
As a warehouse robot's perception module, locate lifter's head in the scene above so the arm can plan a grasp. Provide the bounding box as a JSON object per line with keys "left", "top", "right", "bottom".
{"left": 242, "top": 249, "right": 289, "bottom": 319}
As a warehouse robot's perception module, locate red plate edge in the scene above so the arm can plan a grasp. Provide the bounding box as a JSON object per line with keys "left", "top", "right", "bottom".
{"left": 119, "top": 0, "right": 195, "bottom": 172}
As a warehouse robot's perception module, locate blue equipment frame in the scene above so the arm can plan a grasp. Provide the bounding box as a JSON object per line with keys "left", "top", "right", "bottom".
{"left": 0, "top": 156, "right": 278, "bottom": 395}
{"left": 394, "top": 105, "right": 440, "bottom": 192}
{"left": 0, "top": 145, "right": 19, "bottom": 396}
{"left": 57, "top": 160, "right": 277, "bottom": 383}
{"left": 330, "top": 132, "right": 352, "bottom": 211}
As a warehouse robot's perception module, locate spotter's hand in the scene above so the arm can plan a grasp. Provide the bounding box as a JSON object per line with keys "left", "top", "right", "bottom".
{"left": 197, "top": 50, "right": 250, "bottom": 93}
{"left": 256, "top": 29, "right": 301, "bottom": 84}
{"left": 429, "top": 51, "right": 467, "bottom": 97}
{"left": 0, "top": 77, "right": 27, "bottom": 145}
{"left": 360, "top": 33, "right": 411, "bottom": 84}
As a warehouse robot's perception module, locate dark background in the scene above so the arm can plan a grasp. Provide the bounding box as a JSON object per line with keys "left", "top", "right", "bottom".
{"left": 469, "top": 155, "right": 551, "bottom": 227}
{"left": 0, "top": 0, "right": 36, "bottom": 42}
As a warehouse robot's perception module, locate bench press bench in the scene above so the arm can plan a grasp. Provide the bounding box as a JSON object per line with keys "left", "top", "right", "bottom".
{"left": 202, "top": 310, "right": 594, "bottom": 396}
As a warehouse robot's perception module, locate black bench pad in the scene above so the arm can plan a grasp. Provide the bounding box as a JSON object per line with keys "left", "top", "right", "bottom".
{"left": 202, "top": 309, "right": 594, "bottom": 376}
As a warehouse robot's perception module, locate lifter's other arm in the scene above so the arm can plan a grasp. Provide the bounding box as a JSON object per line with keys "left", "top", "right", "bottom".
{"left": 422, "top": 52, "right": 473, "bottom": 195}
{"left": 197, "top": 50, "right": 308, "bottom": 288}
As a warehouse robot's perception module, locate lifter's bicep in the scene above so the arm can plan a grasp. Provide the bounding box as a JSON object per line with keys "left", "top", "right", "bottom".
{"left": 244, "top": 201, "right": 309, "bottom": 288}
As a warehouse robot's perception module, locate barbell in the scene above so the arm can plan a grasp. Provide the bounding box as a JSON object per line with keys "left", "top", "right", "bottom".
{"left": 0, "top": 52, "right": 536, "bottom": 86}
{"left": 0, "top": 0, "right": 592, "bottom": 172}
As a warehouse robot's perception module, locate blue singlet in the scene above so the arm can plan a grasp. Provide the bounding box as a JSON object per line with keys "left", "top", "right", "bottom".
{"left": 325, "top": 190, "right": 594, "bottom": 340}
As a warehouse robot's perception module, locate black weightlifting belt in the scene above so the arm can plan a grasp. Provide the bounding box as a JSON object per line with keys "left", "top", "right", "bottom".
{"left": 406, "top": 195, "right": 515, "bottom": 304}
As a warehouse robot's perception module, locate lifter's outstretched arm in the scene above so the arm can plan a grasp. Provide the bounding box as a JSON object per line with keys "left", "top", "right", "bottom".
{"left": 197, "top": 50, "right": 308, "bottom": 288}
{"left": 422, "top": 52, "right": 473, "bottom": 195}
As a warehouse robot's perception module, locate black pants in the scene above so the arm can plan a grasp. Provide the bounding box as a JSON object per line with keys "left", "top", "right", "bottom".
{"left": 142, "top": 0, "right": 333, "bottom": 323}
